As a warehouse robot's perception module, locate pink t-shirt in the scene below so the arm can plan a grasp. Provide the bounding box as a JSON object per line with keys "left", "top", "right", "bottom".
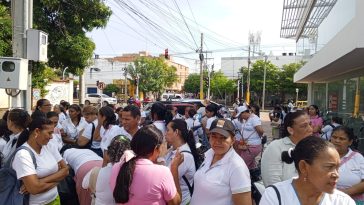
{"left": 310, "top": 115, "right": 323, "bottom": 137}
{"left": 110, "top": 158, "right": 177, "bottom": 205}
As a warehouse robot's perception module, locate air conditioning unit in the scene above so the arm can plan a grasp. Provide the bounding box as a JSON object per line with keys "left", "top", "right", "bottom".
{"left": 27, "top": 29, "right": 48, "bottom": 62}
{"left": 0, "top": 57, "right": 28, "bottom": 90}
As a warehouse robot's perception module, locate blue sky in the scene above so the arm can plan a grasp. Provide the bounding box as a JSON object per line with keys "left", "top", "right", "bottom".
{"left": 87, "top": 0, "right": 296, "bottom": 72}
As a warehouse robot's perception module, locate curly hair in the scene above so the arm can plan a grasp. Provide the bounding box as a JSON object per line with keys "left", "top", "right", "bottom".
{"left": 107, "top": 135, "right": 131, "bottom": 163}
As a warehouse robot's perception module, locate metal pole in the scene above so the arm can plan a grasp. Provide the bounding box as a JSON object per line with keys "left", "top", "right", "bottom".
{"left": 124, "top": 67, "right": 128, "bottom": 104}
{"left": 237, "top": 74, "right": 240, "bottom": 100}
{"left": 262, "top": 56, "right": 268, "bottom": 111}
{"left": 207, "top": 65, "right": 211, "bottom": 99}
{"left": 246, "top": 45, "right": 251, "bottom": 104}
{"left": 241, "top": 69, "right": 244, "bottom": 100}
{"left": 199, "top": 33, "right": 204, "bottom": 100}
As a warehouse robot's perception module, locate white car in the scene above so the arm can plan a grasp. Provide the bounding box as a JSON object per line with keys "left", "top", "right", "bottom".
{"left": 85, "top": 93, "right": 117, "bottom": 106}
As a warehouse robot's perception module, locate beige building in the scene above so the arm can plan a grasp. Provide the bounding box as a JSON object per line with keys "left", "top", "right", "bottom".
{"left": 165, "top": 60, "right": 189, "bottom": 92}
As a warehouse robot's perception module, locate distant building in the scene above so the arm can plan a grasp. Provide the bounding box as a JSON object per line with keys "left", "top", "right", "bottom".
{"left": 220, "top": 54, "right": 298, "bottom": 79}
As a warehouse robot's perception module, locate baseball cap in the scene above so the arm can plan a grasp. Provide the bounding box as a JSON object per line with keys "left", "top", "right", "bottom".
{"left": 235, "top": 105, "right": 249, "bottom": 117}
{"left": 209, "top": 118, "right": 235, "bottom": 138}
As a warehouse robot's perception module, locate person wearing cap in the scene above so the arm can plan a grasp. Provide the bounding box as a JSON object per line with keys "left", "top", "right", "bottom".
{"left": 234, "top": 105, "right": 264, "bottom": 170}
{"left": 188, "top": 118, "right": 252, "bottom": 205}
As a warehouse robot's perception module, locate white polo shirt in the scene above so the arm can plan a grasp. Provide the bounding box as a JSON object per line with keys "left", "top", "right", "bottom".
{"left": 337, "top": 149, "right": 364, "bottom": 201}
{"left": 241, "top": 114, "right": 262, "bottom": 145}
{"left": 61, "top": 117, "right": 88, "bottom": 140}
{"left": 63, "top": 148, "right": 102, "bottom": 173}
{"left": 82, "top": 119, "right": 100, "bottom": 149}
{"left": 190, "top": 147, "right": 251, "bottom": 205}
{"left": 205, "top": 116, "right": 217, "bottom": 130}
{"left": 260, "top": 178, "right": 355, "bottom": 205}
{"left": 12, "top": 142, "right": 63, "bottom": 205}
{"left": 165, "top": 144, "right": 196, "bottom": 205}
{"left": 100, "top": 125, "right": 123, "bottom": 151}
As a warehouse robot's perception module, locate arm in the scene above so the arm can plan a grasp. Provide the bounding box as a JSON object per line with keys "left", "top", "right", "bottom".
{"left": 167, "top": 194, "right": 181, "bottom": 205}
{"left": 39, "top": 160, "right": 69, "bottom": 183}
{"left": 342, "top": 180, "right": 364, "bottom": 196}
{"left": 21, "top": 174, "right": 58, "bottom": 195}
{"left": 232, "top": 192, "right": 252, "bottom": 205}
{"left": 255, "top": 125, "right": 264, "bottom": 137}
{"left": 77, "top": 136, "right": 90, "bottom": 147}
{"left": 93, "top": 123, "right": 102, "bottom": 142}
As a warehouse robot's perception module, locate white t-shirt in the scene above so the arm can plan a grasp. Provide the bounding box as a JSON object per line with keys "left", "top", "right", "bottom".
{"left": 241, "top": 114, "right": 262, "bottom": 145}
{"left": 205, "top": 116, "right": 217, "bottom": 130}
{"left": 190, "top": 148, "right": 251, "bottom": 205}
{"left": 82, "top": 119, "right": 100, "bottom": 149}
{"left": 119, "top": 126, "right": 133, "bottom": 141}
{"left": 48, "top": 133, "right": 63, "bottom": 151}
{"left": 0, "top": 137, "right": 6, "bottom": 153}
{"left": 58, "top": 112, "right": 67, "bottom": 124}
{"left": 260, "top": 178, "right": 355, "bottom": 205}
{"left": 63, "top": 148, "right": 102, "bottom": 174}
{"left": 165, "top": 144, "right": 196, "bottom": 205}
{"left": 231, "top": 119, "right": 243, "bottom": 141}
{"left": 153, "top": 121, "right": 166, "bottom": 135}
{"left": 321, "top": 123, "right": 340, "bottom": 140}
{"left": 12, "top": 142, "right": 63, "bottom": 205}
{"left": 100, "top": 125, "right": 123, "bottom": 151}
{"left": 337, "top": 149, "right": 364, "bottom": 201}
{"left": 82, "top": 163, "right": 115, "bottom": 205}
{"left": 61, "top": 117, "right": 88, "bottom": 140}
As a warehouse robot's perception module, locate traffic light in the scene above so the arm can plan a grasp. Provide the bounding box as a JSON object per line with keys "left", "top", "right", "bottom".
{"left": 164, "top": 49, "right": 169, "bottom": 59}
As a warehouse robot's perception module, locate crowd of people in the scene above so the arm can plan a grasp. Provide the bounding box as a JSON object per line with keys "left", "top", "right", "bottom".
{"left": 0, "top": 98, "right": 362, "bottom": 205}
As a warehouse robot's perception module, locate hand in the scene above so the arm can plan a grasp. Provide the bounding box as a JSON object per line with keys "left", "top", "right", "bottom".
{"left": 19, "top": 185, "right": 28, "bottom": 195}
{"left": 237, "top": 140, "right": 248, "bottom": 150}
{"left": 171, "top": 149, "right": 184, "bottom": 169}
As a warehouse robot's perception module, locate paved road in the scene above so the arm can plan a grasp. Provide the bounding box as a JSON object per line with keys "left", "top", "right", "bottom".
{"left": 260, "top": 111, "right": 272, "bottom": 140}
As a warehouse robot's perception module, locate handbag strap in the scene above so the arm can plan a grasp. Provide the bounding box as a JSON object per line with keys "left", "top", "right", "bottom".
{"left": 340, "top": 151, "right": 357, "bottom": 167}
{"left": 267, "top": 185, "right": 281, "bottom": 205}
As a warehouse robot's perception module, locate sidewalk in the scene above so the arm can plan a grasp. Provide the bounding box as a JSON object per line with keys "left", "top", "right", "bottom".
{"left": 260, "top": 111, "right": 273, "bottom": 141}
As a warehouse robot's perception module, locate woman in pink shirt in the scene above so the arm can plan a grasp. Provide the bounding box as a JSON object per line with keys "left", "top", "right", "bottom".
{"left": 111, "top": 125, "right": 181, "bottom": 205}
{"left": 309, "top": 104, "right": 323, "bottom": 137}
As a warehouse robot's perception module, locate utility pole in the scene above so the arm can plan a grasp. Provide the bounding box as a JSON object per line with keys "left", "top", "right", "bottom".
{"left": 199, "top": 33, "right": 204, "bottom": 100}
{"left": 11, "top": 0, "right": 32, "bottom": 110}
{"left": 262, "top": 55, "right": 268, "bottom": 111}
{"left": 246, "top": 45, "right": 251, "bottom": 104}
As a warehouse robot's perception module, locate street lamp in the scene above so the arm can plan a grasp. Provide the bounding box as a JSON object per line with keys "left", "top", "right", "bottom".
{"left": 62, "top": 67, "right": 69, "bottom": 80}
{"left": 90, "top": 67, "right": 101, "bottom": 79}
{"left": 262, "top": 55, "right": 268, "bottom": 111}
{"left": 296, "top": 88, "right": 299, "bottom": 106}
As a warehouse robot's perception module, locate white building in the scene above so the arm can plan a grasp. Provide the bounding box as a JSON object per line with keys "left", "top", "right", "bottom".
{"left": 220, "top": 54, "right": 298, "bottom": 79}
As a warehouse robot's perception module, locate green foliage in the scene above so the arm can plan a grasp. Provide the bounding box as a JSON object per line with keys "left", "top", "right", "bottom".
{"left": 184, "top": 73, "right": 202, "bottom": 94}
{"left": 127, "top": 57, "right": 178, "bottom": 94}
{"left": 0, "top": 4, "right": 12, "bottom": 56}
{"left": 32, "top": 63, "right": 58, "bottom": 97}
{"left": 210, "top": 71, "right": 236, "bottom": 98}
{"left": 33, "top": 0, "right": 112, "bottom": 73}
{"left": 104, "top": 84, "right": 120, "bottom": 94}
{"left": 279, "top": 62, "right": 307, "bottom": 101}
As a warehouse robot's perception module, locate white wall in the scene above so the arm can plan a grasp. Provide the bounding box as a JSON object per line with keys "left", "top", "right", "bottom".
{"left": 0, "top": 89, "right": 10, "bottom": 108}
{"left": 44, "top": 80, "right": 73, "bottom": 106}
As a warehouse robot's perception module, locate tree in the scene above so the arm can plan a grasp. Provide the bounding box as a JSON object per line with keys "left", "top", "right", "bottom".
{"left": 210, "top": 71, "right": 236, "bottom": 99}
{"left": 32, "top": 63, "right": 58, "bottom": 97}
{"left": 104, "top": 83, "right": 120, "bottom": 94}
{"left": 32, "top": 0, "right": 112, "bottom": 74}
{"left": 184, "top": 73, "right": 203, "bottom": 95}
{"left": 127, "top": 57, "right": 178, "bottom": 95}
{"left": 0, "top": 4, "right": 12, "bottom": 56}
{"left": 279, "top": 62, "right": 307, "bottom": 102}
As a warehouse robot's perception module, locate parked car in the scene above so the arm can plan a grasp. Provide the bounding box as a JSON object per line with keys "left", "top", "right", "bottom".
{"left": 161, "top": 93, "right": 183, "bottom": 101}
{"left": 85, "top": 93, "right": 117, "bottom": 106}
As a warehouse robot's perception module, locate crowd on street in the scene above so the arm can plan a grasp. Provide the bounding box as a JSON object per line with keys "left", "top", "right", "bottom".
{"left": 0, "top": 98, "right": 362, "bottom": 205}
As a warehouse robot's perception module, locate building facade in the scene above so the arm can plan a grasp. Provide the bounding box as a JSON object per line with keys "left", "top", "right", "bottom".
{"left": 281, "top": 0, "right": 364, "bottom": 148}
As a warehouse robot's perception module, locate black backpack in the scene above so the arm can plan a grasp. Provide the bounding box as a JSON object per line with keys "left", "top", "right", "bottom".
{"left": 0, "top": 146, "right": 37, "bottom": 205}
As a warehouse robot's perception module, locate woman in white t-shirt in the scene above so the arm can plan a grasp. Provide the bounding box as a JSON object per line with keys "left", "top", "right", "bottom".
{"left": 1, "top": 109, "right": 31, "bottom": 165}
{"left": 151, "top": 102, "right": 173, "bottom": 135}
{"left": 260, "top": 136, "right": 355, "bottom": 205}
{"left": 331, "top": 126, "right": 364, "bottom": 204}
{"left": 12, "top": 117, "right": 69, "bottom": 205}
{"left": 82, "top": 135, "right": 131, "bottom": 205}
{"left": 46, "top": 111, "right": 64, "bottom": 151}
{"left": 163, "top": 119, "right": 201, "bottom": 205}
{"left": 204, "top": 104, "right": 221, "bottom": 134}
{"left": 235, "top": 106, "right": 264, "bottom": 169}
{"left": 93, "top": 106, "right": 123, "bottom": 166}
{"left": 188, "top": 118, "right": 252, "bottom": 205}
{"left": 60, "top": 104, "right": 87, "bottom": 144}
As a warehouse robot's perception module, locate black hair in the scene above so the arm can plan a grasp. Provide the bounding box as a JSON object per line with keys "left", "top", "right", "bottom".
{"left": 332, "top": 116, "right": 342, "bottom": 125}
{"left": 46, "top": 111, "right": 58, "bottom": 119}
{"left": 123, "top": 105, "right": 141, "bottom": 118}
{"left": 151, "top": 102, "right": 173, "bottom": 125}
{"left": 115, "top": 107, "right": 123, "bottom": 114}
{"left": 31, "top": 110, "right": 46, "bottom": 120}
{"left": 16, "top": 117, "right": 53, "bottom": 148}
{"left": 169, "top": 119, "right": 201, "bottom": 169}
{"left": 113, "top": 125, "right": 163, "bottom": 203}
{"left": 55, "top": 104, "right": 67, "bottom": 116}
{"left": 281, "top": 136, "right": 335, "bottom": 173}
{"left": 99, "top": 106, "right": 116, "bottom": 129}
{"left": 69, "top": 104, "right": 82, "bottom": 124}
{"left": 309, "top": 104, "right": 320, "bottom": 116}
{"left": 206, "top": 104, "right": 223, "bottom": 118}
{"left": 35, "top": 99, "right": 49, "bottom": 111}
{"left": 8, "top": 109, "right": 31, "bottom": 130}
{"left": 107, "top": 135, "right": 131, "bottom": 164}
{"left": 60, "top": 101, "right": 70, "bottom": 110}
{"left": 188, "top": 108, "right": 197, "bottom": 119}
{"left": 2, "top": 110, "right": 10, "bottom": 121}
{"left": 282, "top": 110, "right": 307, "bottom": 137}
{"left": 250, "top": 104, "right": 260, "bottom": 117}
{"left": 0, "top": 119, "right": 11, "bottom": 142}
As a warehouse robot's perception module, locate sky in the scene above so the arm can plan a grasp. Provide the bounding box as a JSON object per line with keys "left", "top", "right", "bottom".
{"left": 87, "top": 0, "right": 296, "bottom": 73}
